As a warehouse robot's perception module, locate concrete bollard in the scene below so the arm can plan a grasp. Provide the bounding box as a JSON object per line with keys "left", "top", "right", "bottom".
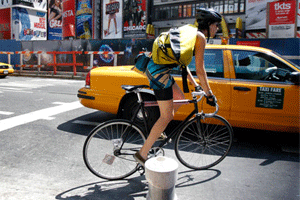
{"left": 145, "top": 156, "right": 178, "bottom": 200}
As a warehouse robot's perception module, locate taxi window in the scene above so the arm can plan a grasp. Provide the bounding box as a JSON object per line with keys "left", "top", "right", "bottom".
{"left": 171, "top": 49, "right": 224, "bottom": 78}
{"left": 232, "top": 50, "right": 294, "bottom": 82}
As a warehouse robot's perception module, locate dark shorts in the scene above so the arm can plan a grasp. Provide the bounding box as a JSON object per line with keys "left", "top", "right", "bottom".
{"left": 146, "top": 59, "right": 175, "bottom": 100}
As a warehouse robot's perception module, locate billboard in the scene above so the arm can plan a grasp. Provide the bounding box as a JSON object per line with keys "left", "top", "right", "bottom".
{"left": 12, "top": 7, "right": 47, "bottom": 40}
{"left": 245, "top": 0, "right": 273, "bottom": 30}
{"left": 268, "top": 1, "right": 297, "bottom": 38}
{"left": 93, "top": 0, "right": 100, "bottom": 39}
{"left": 76, "top": 0, "right": 92, "bottom": 39}
{"left": 102, "top": 0, "right": 122, "bottom": 39}
{"left": 297, "top": 0, "right": 300, "bottom": 27}
{"left": 48, "top": 0, "right": 62, "bottom": 40}
{"left": 0, "top": 8, "right": 11, "bottom": 39}
{"left": 62, "top": 0, "right": 75, "bottom": 38}
{"left": 123, "top": 0, "right": 147, "bottom": 38}
{"left": 13, "top": 0, "right": 47, "bottom": 11}
{"left": 0, "top": 0, "right": 12, "bottom": 8}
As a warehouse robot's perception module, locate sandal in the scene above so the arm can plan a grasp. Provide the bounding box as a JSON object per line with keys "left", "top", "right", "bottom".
{"left": 133, "top": 152, "right": 147, "bottom": 167}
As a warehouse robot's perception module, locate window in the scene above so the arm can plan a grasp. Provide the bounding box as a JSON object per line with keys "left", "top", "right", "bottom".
{"left": 171, "top": 49, "right": 224, "bottom": 78}
{"left": 232, "top": 50, "right": 294, "bottom": 82}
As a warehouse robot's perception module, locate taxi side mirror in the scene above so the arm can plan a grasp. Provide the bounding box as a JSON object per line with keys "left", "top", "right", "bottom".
{"left": 288, "top": 72, "right": 300, "bottom": 85}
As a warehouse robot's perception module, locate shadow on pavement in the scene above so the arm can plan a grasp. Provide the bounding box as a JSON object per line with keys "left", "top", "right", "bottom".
{"left": 55, "top": 169, "right": 221, "bottom": 200}
{"left": 58, "top": 112, "right": 299, "bottom": 166}
{"left": 56, "top": 176, "right": 147, "bottom": 200}
{"left": 57, "top": 111, "right": 116, "bottom": 136}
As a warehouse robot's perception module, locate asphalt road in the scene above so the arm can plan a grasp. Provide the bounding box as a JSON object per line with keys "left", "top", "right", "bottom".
{"left": 0, "top": 76, "right": 299, "bottom": 200}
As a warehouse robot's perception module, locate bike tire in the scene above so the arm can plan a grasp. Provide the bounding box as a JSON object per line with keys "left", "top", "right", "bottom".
{"left": 175, "top": 115, "right": 233, "bottom": 170}
{"left": 83, "top": 119, "right": 146, "bottom": 180}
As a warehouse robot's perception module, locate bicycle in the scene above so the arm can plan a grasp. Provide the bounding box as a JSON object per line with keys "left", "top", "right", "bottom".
{"left": 83, "top": 85, "right": 233, "bottom": 180}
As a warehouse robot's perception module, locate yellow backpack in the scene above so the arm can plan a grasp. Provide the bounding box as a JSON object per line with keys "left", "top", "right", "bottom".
{"left": 152, "top": 24, "right": 198, "bottom": 66}
{"left": 152, "top": 24, "right": 198, "bottom": 92}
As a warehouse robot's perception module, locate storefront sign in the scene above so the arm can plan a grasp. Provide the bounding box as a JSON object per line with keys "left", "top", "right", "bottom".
{"left": 256, "top": 87, "right": 284, "bottom": 109}
{"left": 268, "top": 1, "right": 296, "bottom": 38}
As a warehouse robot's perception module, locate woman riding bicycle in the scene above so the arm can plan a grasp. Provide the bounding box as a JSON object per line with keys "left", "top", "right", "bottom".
{"left": 134, "top": 8, "right": 222, "bottom": 166}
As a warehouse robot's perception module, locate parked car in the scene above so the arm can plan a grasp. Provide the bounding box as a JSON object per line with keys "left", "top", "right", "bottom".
{"left": 78, "top": 45, "right": 300, "bottom": 133}
{"left": 0, "top": 62, "right": 14, "bottom": 78}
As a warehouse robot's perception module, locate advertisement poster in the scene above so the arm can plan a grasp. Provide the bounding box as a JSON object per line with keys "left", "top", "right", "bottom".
{"left": 76, "top": 0, "right": 93, "bottom": 39}
{"left": 0, "top": 8, "right": 11, "bottom": 39}
{"left": 0, "top": 0, "right": 12, "bottom": 8}
{"left": 245, "top": 0, "right": 273, "bottom": 30}
{"left": 93, "top": 0, "right": 101, "bottom": 39}
{"left": 297, "top": 0, "right": 300, "bottom": 27}
{"left": 62, "top": 0, "right": 76, "bottom": 38}
{"left": 268, "top": 1, "right": 296, "bottom": 38}
{"left": 13, "top": 0, "right": 47, "bottom": 11}
{"left": 123, "top": 0, "right": 146, "bottom": 39}
{"left": 12, "top": 8, "right": 47, "bottom": 40}
{"left": 102, "top": 0, "right": 122, "bottom": 39}
{"left": 48, "top": 0, "right": 62, "bottom": 40}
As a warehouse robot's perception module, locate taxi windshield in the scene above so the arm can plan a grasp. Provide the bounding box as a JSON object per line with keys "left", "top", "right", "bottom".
{"left": 272, "top": 51, "right": 300, "bottom": 70}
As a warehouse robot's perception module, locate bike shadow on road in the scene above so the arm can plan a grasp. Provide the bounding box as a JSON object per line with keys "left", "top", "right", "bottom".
{"left": 55, "top": 169, "right": 220, "bottom": 200}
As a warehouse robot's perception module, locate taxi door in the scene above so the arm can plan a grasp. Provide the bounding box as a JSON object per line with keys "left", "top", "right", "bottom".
{"left": 226, "top": 49, "right": 299, "bottom": 132}
{"left": 173, "top": 48, "right": 232, "bottom": 120}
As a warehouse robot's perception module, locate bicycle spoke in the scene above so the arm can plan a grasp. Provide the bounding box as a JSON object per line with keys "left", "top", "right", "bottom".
{"left": 175, "top": 116, "right": 233, "bottom": 170}
{"left": 83, "top": 120, "right": 145, "bottom": 180}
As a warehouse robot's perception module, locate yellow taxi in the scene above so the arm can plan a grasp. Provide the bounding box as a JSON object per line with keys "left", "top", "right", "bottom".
{"left": 78, "top": 45, "right": 300, "bottom": 133}
{"left": 0, "top": 62, "right": 14, "bottom": 78}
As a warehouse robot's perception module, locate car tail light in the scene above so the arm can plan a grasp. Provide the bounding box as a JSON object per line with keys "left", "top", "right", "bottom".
{"left": 85, "top": 72, "right": 91, "bottom": 88}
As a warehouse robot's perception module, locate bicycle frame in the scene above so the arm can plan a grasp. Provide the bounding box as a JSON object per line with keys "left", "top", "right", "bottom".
{"left": 129, "top": 90, "right": 208, "bottom": 149}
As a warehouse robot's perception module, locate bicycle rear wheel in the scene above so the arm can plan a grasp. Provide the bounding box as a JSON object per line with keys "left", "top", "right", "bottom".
{"left": 83, "top": 119, "right": 146, "bottom": 180}
{"left": 175, "top": 115, "right": 233, "bottom": 170}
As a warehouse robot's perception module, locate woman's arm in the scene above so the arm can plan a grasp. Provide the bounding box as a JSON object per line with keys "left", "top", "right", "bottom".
{"left": 193, "top": 31, "right": 213, "bottom": 96}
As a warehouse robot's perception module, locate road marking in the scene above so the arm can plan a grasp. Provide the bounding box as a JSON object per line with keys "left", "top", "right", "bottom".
{"left": 72, "top": 120, "right": 100, "bottom": 126}
{"left": 0, "top": 111, "right": 14, "bottom": 115}
{"left": 0, "top": 101, "right": 83, "bottom": 132}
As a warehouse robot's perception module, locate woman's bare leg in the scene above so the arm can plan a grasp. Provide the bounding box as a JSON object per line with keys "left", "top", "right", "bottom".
{"left": 138, "top": 82, "right": 185, "bottom": 159}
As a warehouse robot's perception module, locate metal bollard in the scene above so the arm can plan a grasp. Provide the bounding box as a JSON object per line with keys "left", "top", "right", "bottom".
{"left": 145, "top": 156, "right": 178, "bottom": 200}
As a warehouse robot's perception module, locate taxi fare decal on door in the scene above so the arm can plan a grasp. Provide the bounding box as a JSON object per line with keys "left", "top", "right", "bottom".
{"left": 256, "top": 87, "right": 285, "bottom": 109}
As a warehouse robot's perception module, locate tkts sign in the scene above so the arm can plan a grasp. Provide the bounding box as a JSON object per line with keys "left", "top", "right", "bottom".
{"left": 268, "top": 1, "right": 297, "bottom": 38}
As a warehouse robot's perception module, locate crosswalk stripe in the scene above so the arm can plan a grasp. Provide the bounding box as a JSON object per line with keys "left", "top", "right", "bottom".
{"left": 0, "top": 111, "right": 14, "bottom": 115}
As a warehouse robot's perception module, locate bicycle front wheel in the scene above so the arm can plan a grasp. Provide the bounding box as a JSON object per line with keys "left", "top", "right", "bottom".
{"left": 83, "top": 119, "right": 146, "bottom": 180}
{"left": 175, "top": 115, "right": 233, "bottom": 170}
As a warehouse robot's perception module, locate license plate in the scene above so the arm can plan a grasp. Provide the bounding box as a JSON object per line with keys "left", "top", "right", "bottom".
{"left": 4, "top": 70, "right": 8, "bottom": 75}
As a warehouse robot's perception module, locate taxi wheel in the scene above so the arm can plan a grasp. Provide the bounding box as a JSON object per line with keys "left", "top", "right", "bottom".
{"left": 122, "top": 95, "right": 160, "bottom": 130}
{"left": 0, "top": 75, "right": 7, "bottom": 78}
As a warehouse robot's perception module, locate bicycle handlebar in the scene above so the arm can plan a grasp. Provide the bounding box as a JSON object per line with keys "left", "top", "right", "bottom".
{"left": 191, "top": 90, "right": 219, "bottom": 117}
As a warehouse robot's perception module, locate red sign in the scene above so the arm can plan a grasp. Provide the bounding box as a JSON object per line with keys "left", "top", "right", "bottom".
{"left": 0, "top": 8, "right": 11, "bottom": 39}
{"left": 62, "top": 0, "right": 75, "bottom": 38}
{"left": 269, "top": 1, "right": 296, "bottom": 25}
{"left": 236, "top": 41, "right": 261, "bottom": 47}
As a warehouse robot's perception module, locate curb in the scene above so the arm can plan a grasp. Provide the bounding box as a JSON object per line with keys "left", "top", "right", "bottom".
{"left": 10, "top": 72, "right": 87, "bottom": 80}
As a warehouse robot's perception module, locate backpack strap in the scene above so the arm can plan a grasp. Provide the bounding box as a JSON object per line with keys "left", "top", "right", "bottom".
{"left": 181, "top": 65, "right": 189, "bottom": 93}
